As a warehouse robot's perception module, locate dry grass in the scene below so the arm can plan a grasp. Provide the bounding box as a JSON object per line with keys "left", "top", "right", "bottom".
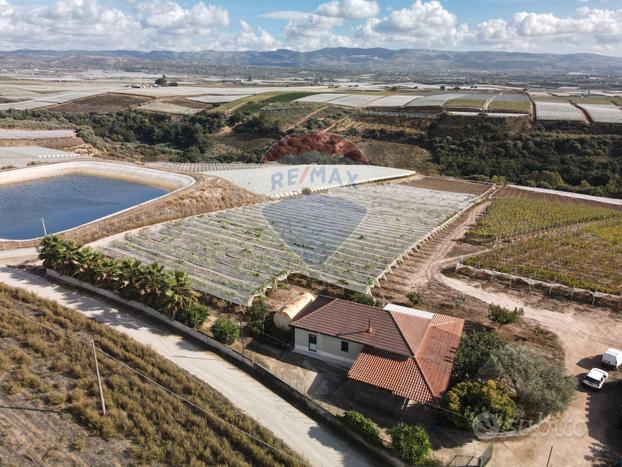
{"left": 0, "top": 283, "right": 303, "bottom": 466}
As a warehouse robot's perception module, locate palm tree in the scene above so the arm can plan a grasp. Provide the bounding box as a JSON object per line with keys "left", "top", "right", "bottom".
{"left": 160, "top": 269, "right": 197, "bottom": 319}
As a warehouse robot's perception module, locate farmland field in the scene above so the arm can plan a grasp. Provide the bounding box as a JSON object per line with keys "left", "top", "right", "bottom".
{"left": 48, "top": 93, "right": 150, "bottom": 113}
{"left": 576, "top": 104, "right": 622, "bottom": 124}
{"left": 102, "top": 184, "right": 478, "bottom": 305}
{"left": 535, "top": 102, "right": 586, "bottom": 121}
{"left": 0, "top": 284, "right": 299, "bottom": 466}
{"left": 464, "top": 218, "right": 622, "bottom": 294}
{"left": 407, "top": 93, "right": 467, "bottom": 107}
{"left": 487, "top": 100, "right": 531, "bottom": 113}
{"left": 328, "top": 94, "right": 381, "bottom": 108}
{"left": 295, "top": 93, "right": 347, "bottom": 104}
{"left": 258, "top": 102, "right": 322, "bottom": 129}
{"left": 444, "top": 98, "right": 487, "bottom": 110}
{"left": 467, "top": 197, "right": 620, "bottom": 240}
{"left": 138, "top": 101, "right": 200, "bottom": 115}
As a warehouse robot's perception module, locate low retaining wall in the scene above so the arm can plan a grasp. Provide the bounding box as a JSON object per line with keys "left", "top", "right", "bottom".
{"left": 46, "top": 268, "right": 406, "bottom": 467}
{"left": 455, "top": 263, "right": 622, "bottom": 311}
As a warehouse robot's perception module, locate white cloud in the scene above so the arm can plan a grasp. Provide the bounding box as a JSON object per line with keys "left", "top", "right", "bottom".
{"left": 137, "top": 0, "right": 229, "bottom": 35}
{"left": 0, "top": 0, "right": 139, "bottom": 49}
{"left": 316, "top": 0, "right": 379, "bottom": 19}
{"left": 283, "top": 14, "right": 354, "bottom": 50}
{"left": 260, "top": 10, "right": 309, "bottom": 21}
{"left": 472, "top": 7, "right": 622, "bottom": 53}
{"left": 358, "top": 0, "right": 468, "bottom": 47}
{"left": 220, "top": 21, "right": 280, "bottom": 51}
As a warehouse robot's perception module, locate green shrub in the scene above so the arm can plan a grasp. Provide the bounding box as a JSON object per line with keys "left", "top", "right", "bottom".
{"left": 442, "top": 380, "right": 517, "bottom": 431}
{"left": 211, "top": 318, "right": 240, "bottom": 344}
{"left": 342, "top": 411, "right": 381, "bottom": 446}
{"left": 407, "top": 291, "right": 424, "bottom": 306}
{"left": 452, "top": 330, "right": 506, "bottom": 382}
{"left": 349, "top": 293, "right": 375, "bottom": 306}
{"left": 177, "top": 303, "right": 211, "bottom": 329}
{"left": 247, "top": 300, "right": 270, "bottom": 336}
{"left": 488, "top": 304, "right": 524, "bottom": 329}
{"left": 478, "top": 344, "right": 576, "bottom": 420}
{"left": 389, "top": 423, "right": 432, "bottom": 464}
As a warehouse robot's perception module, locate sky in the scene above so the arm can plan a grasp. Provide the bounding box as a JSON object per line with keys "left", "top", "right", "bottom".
{"left": 0, "top": 0, "right": 621, "bottom": 55}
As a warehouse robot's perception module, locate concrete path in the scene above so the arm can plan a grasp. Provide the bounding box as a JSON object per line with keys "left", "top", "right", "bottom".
{"left": 0, "top": 267, "right": 374, "bottom": 467}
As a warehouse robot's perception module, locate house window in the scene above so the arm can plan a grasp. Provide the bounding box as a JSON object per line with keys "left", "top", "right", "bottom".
{"left": 308, "top": 334, "right": 317, "bottom": 352}
{"left": 341, "top": 341, "right": 349, "bottom": 352}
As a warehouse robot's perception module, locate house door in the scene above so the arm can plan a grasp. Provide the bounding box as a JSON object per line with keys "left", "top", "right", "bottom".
{"left": 308, "top": 334, "right": 317, "bottom": 352}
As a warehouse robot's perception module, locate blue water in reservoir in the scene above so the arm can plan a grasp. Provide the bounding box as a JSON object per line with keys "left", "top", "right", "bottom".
{"left": 0, "top": 175, "right": 168, "bottom": 240}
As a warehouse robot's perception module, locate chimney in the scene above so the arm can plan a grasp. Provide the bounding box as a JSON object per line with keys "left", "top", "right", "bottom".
{"left": 366, "top": 316, "right": 373, "bottom": 334}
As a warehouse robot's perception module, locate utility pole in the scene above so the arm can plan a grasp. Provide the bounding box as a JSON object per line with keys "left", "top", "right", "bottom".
{"left": 546, "top": 446, "right": 553, "bottom": 467}
{"left": 41, "top": 218, "right": 47, "bottom": 236}
{"left": 91, "top": 340, "right": 106, "bottom": 416}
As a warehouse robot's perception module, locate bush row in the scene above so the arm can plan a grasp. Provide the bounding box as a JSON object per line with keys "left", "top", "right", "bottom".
{"left": 39, "top": 236, "right": 210, "bottom": 329}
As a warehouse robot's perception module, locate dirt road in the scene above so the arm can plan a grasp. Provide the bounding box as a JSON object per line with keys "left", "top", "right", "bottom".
{"left": 378, "top": 198, "right": 622, "bottom": 466}
{"left": 0, "top": 267, "right": 375, "bottom": 467}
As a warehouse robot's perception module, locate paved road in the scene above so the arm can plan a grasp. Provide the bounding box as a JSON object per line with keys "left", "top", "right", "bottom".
{"left": 0, "top": 267, "right": 374, "bottom": 467}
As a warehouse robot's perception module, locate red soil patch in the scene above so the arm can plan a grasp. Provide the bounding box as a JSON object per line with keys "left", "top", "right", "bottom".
{"left": 263, "top": 131, "right": 368, "bottom": 164}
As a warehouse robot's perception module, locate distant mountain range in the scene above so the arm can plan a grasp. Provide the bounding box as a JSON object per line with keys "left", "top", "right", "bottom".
{"left": 1, "top": 47, "right": 622, "bottom": 75}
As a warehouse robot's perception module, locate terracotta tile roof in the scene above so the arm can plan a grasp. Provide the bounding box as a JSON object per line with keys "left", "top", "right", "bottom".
{"left": 348, "top": 347, "right": 436, "bottom": 405}
{"left": 291, "top": 298, "right": 413, "bottom": 356}
{"left": 293, "top": 298, "right": 464, "bottom": 403}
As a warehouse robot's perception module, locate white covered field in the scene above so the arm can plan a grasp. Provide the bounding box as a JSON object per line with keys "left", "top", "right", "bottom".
{"left": 147, "top": 162, "right": 266, "bottom": 172}
{"left": 0, "top": 146, "right": 79, "bottom": 168}
{"left": 535, "top": 102, "right": 586, "bottom": 122}
{"left": 102, "top": 184, "right": 478, "bottom": 305}
{"left": 576, "top": 104, "right": 622, "bottom": 124}
{"left": 295, "top": 93, "right": 348, "bottom": 103}
{"left": 365, "top": 95, "right": 418, "bottom": 107}
{"left": 328, "top": 94, "right": 381, "bottom": 108}
{"left": 0, "top": 129, "right": 75, "bottom": 139}
{"left": 186, "top": 94, "right": 252, "bottom": 103}
{"left": 406, "top": 93, "right": 467, "bottom": 107}
{"left": 203, "top": 164, "right": 414, "bottom": 197}
{"left": 138, "top": 101, "right": 199, "bottom": 115}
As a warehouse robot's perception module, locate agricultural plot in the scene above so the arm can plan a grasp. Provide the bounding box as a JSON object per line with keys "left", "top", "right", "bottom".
{"left": 186, "top": 94, "right": 251, "bottom": 103}
{"left": 0, "top": 100, "right": 52, "bottom": 111}
{"left": 205, "top": 164, "right": 414, "bottom": 197}
{"left": 295, "top": 93, "right": 348, "bottom": 103}
{"left": 147, "top": 162, "right": 265, "bottom": 172}
{"left": 535, "top": 102, "right": 586, "bottom": 122}
{"left": 138, "top": 101, "right": 200, "bottom": 115}
{"left": 117, "top": 86, "right": 317, "bottom": 98}
{"left": 0, "top": 129, "right": 75, "bottom": 139}
{"left": 407, "top": 94, "right": 467, "bottom": 108}
{"left": 444, "top": 98, "right": 487, "bottom": 110}
{"left": 0, "top": 146, "right": 79, "bottom": 168}
{"left": 467, "top": 197, "right": 621, "bottom": 241}
{"left": 464, "top": 218, "right": 622, "bottom": 294}
{"left": 364, "top": 95, "right": 418, "bottom": 107}
{"left": 328, "top": 94, "right": 381, "bottom": 108}
{"left": 258, "top": 103, "right": 322, "bottom": 129}
{"left": 102, "top": 184, "right": 478, "bottom": 305}
{"left": 576, "top": 104, "right": 622, "bottom": 124}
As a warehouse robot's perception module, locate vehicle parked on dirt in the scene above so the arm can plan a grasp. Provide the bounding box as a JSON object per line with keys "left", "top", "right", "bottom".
{"left": 602, "top": 348, "right": 622, "bottom": 369}
{"left": 583, "top": 368, "right": 609, "bottom": 390}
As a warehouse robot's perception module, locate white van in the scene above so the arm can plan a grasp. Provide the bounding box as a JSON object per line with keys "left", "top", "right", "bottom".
{"left": 602, "top": 348, "right": 622, "bottom": 369}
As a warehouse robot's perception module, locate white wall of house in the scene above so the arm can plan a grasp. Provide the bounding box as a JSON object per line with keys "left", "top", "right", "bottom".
{"left": 293, "top": 328, "right": 364, "bottom": 367}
